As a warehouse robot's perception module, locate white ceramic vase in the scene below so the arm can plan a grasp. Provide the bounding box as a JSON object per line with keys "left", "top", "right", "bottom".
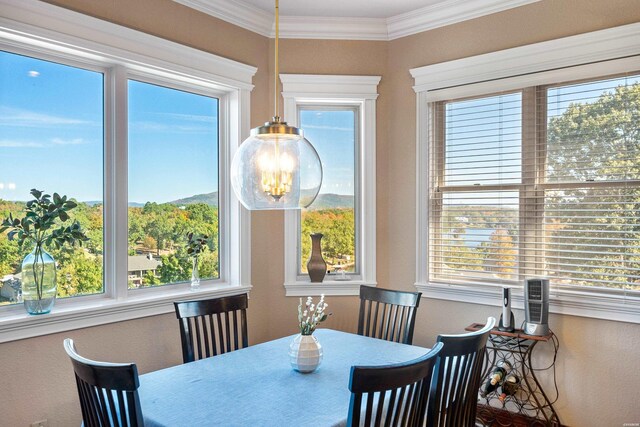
{"left": 289, "top": 333, "right": 323, "bottom": 373}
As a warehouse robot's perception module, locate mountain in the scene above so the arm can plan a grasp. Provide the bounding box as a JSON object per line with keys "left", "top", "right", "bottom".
{"left": 169, "top": 192, "right": 219, "bottom": 207}
{"left": 307, "top": 193, "right": 354, "bottom": 210}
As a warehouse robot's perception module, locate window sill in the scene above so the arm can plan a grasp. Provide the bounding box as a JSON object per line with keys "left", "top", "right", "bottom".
{"left": 0, "top": 283, "right": 252, "bottom": 343}
{"left": 415, "top": 281, "right": 640, "bottom": 324}
{"left": 284, "top": 280, "right": 376, "bottom": 296}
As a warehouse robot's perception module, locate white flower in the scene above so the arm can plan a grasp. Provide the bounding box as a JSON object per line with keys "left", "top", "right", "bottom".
{"left": 303, "top": 310, "right": 308, "bottom": 317}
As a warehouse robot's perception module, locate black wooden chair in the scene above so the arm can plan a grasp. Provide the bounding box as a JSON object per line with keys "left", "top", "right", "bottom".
{"left": 174, "top": 293, "right": 249, "bottom": 363}
{"left": 357, "top": 285, "right": 422, "bottom": 345}
{"left": 347, "top": 342, "right": 444, "bottom": 427}
{"left": 64, "top": 338, "right": 143, "bottom": 427}
{"left": 426, "top": 317, "right": 497, "bottom": 427}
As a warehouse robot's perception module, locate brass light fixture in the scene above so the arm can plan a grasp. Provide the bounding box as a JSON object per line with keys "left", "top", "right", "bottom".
{"left": 230, "top": 0, "right": 322, "bottom": 210}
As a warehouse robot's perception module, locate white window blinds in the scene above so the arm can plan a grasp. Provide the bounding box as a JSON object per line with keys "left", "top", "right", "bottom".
{"left": 430, "top": 73, "right": 640, "bottom": 293}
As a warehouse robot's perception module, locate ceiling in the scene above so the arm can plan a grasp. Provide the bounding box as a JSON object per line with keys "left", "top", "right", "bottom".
{"left": 173, "top": 0, "right": 541, "bottom": 40}
{"left": 233, "top": 0, "right": 441, "bottom": 19}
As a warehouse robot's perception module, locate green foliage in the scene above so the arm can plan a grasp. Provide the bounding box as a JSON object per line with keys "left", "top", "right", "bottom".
{"left": 57, "top": 249, "right": 103, "bottom": 297}
{"left": 1, "top": 197, "right": 220, "bottom": 304}
{"left": 186, "top": 232, "right": 209, "bottom": 258}
{"left": 158, "top": 253, "right": 188, "bottom": 284}
{"left": 545, "top": 83, "right": 640, "bottom": 289}
{"left": 0, "top": 189, "right": 88, "bottom": 250}
{"left": 301, "top": 208, "right": 355, "bottom": 273}
{"left": 143, "top": 270, "right": 160, "bottom": 286}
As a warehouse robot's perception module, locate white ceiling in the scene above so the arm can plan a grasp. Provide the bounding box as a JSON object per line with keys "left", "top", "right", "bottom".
{"left": 173, "top": 0, "right": 541, "bottom": 40}
{"left": 236, "top": 0, "right": 441, "bottom": 19}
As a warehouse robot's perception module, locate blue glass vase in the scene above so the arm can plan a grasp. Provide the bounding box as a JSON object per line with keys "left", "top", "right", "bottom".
{"left": 21, "top": 246, "right": 57, "bottom": 315}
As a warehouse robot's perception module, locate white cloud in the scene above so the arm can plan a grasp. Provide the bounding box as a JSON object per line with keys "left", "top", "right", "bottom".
{"left": 0, "top": 106, "right": 91, "bottom": 128}
{"left": 129, "top": 120, "right": 216, "bottom": 134}
{"left": 301, "top": 124, "right": 353, "bottom": 132}
{"left": 0, "top": 139, "right": 44, "bottom": 148}
{"left": 151, "top": 112, "right": 219, "bottom": 123}
{"left": 28, "top": 70, "right": 40, "bottom": 78}
{"left": 52, "top": 137, "right": 86, "bottom": 145}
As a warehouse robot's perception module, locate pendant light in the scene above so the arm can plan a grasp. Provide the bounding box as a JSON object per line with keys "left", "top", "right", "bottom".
{"left": 230, "top": 0, "right": 323, "bottom": 210}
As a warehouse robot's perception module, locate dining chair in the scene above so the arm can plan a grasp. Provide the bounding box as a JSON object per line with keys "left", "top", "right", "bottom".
{"left": 63, "top": 338, "right": 143, "bottom": 427}
{"left": 426, "top": 317, "right": 497, "bottom": 427}
{"left": 174, "top": 293, "right": 249, "bottom": 363}
{"left": 347, "top": 341, "right": 444, "bottom": 427}
{"left": 357, "top": 285, "right": 422, "bottom": 345}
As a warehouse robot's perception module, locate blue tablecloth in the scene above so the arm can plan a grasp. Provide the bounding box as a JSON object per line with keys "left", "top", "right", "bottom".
{"left": 138, "top": 329, "right": 430, "bottom": 427}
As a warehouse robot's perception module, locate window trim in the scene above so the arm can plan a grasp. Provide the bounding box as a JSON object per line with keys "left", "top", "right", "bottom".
{"left": 280, "top": 74, "right": 380, "bottom": 296}
{"left": 412, "top": 23, "right": 640, "bottom": 323}
{"left": 0, "top": 0, "right": 255, "bottom": 342}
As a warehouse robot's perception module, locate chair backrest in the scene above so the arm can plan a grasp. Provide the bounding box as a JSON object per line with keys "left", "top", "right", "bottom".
{"left": 357, "top": 285, "right": 422, "bottom": 345}
{"left": 347, "top": 342, "right": 444, "bottom": 427}
{"left": 174, "top": 293, "right": 249, "bottom": 363}
{"left": 426, "top": 317, "right": 497, "bottom": 427}
{"left": 63, "top": 338, "right": 143, "bottom": 427}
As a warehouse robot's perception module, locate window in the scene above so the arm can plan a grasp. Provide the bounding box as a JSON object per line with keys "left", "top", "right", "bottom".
{"left": 281, "top": 74, "right": 380, "bottom": 296}
{"left": 0, "top": 50, "right": 105, "bottom": 305}
{"left": 543, "top": 75, "right": 640, "bottom": 291}
{"left": 433, "top": 93, "right": 522, "bottom": 285}
{"left": 430, "top": 74, "right": 640, "bottom": 293}
{"left": 412, "top": 24, "right": 640, "bottom": 322}
{"left": 128, "top": 80, "right": 220, "bottom": 289}
{"left": 0, "top": 1, "right": 254, "bottom": 342}
{"left": 298, "top": 107, "right": 357, "bottom": 275}
{"left": 430, "top": 75, "right": 640, "bottom": 291}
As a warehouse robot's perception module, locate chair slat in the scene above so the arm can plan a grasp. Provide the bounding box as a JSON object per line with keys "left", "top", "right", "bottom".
{"left": 427, "top": 317, "right": 496, "bottom": 427}
{"left": 357, "top": 286, "right": 422, "bottom": 345}
{"left": 347, "top": 342, "right": 443, "bottom": 427}
{"left": 174, "top": 294, "right": 249, "bottom": 363}
{"left": 64, "top": 338, "right": 143, "bottom": 427}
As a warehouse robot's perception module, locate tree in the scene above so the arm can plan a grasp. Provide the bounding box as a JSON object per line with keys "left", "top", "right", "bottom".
{"left": 546, "top": 82, "right": 640, "bottom": 289}
{"left": 56, "top": 249, "right": 103, "bottom": 297}
{"left": 300, "top": 208, "right": 355, "bottom": 272}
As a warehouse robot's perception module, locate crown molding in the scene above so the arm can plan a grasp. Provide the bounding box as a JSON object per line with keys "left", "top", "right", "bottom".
{"left": 173, "top": 0, "right": 272, "bottom": 36}
{"left": 172, "top": 0, "right": 541, "bottom": 41}
{"left": 387, "top": 0, "right": 540, "bottom": 40}
{"left": 277, "top": 16, "right": 387, "bottom": 41}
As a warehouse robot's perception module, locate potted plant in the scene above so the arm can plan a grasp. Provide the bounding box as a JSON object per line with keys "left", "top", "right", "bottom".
{"left": 0, "top": 189, "right": 88, "bottom": 315}
{"left": 186, "top": 232, "right": 209, "bottom": 291}
{"left": 289, "top": 295, "right": 330, "bottom": 373}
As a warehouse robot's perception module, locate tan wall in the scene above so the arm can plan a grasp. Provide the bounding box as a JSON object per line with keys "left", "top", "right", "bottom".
{"left": 1, "top": 0, "right": 640, "bottom": 426}
{"left": 384, "top": 1, "right": 640, "bottom": 426}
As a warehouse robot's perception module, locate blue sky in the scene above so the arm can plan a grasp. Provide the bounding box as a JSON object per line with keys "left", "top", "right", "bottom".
{"left": 300, "top": 109, "right": 355, "bottom": 196}
{"left": 1, "top": 50, "right": 355, "bottom": 203}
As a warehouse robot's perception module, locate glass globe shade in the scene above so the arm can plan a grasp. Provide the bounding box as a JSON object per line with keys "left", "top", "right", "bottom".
{"left": 231, "top": 131, "right": 323, "bottom": 210}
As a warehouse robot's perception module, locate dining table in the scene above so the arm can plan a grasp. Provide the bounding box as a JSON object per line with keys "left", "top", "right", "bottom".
{"left": 138, "top": 328, "right": 431, "bottom": 426}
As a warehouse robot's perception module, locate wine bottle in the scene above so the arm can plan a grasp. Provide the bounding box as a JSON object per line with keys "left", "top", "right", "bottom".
{"left": 498, "top": 374, "right": 520, "bottom": 403}
{"left": 481, "top": 360, "right": 513, "bottom": 397}
{"left": 490, "top": 360, "right": 513, "bottom": 386}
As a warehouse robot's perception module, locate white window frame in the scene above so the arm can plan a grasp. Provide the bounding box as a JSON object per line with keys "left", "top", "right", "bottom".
{"left": 280, "top": 74, "right": 380, "bottom": 296}
{"left": 412, "top": 23, "right": 640, "bottom": 324}
{"left": 0, "top": 0, "right": 255, "bottom": 342}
